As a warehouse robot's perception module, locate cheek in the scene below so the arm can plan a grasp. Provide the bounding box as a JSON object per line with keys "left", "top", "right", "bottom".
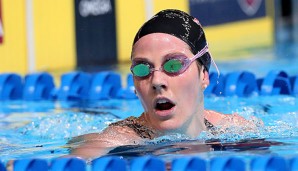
{"left": 134, "top": 81, "right": 154, "bottom": 112}
{"left": 134, "top": 80, "right": 148, "bottom": 92}
{"left": 184, "top": 66, "right": 200, "bottom": 91}
{"left": 176, "top": 66, "right": 201, "bottom": 102}
{"left": 134, "top": 80, "right": 152, "bottom": 100}
{"left": 181, "top": 80, "right": 200, "bottom": 100}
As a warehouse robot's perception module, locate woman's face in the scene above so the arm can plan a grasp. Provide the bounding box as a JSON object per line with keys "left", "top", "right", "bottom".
{"left": 131, "top": 33, "right": 209, "bottom": 135}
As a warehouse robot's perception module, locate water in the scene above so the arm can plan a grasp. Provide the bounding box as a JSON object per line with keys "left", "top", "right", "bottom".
{"left": 1, "top": 50, "right": 298, "bottom": 165}
{"left": 0, "top": 100, "right": 143, "bottom": 163}
{"left": 1, "top": 95, "right": 298, "bottom": 163}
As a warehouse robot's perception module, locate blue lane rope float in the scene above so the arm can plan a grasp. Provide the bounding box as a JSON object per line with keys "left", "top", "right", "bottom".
{"left": 92, "top": 156, "right": 127, "bottom": 171}
{"left": 290, "top": 75, "right": 298, "bottom": 96}
{"left": 54, "top": 72, "right": 91, "bottom": 101}
{"left": 172, "top": 157, "right": 207, "bottom": 171}
{"left": 210, "top": 156, "right": 245, "bottom": 171}
{"left": 250, "top": 156, "right": 288, "bottom": 171}
{"left": 51, "top": 158, "right": 86, "bottom": 171}
{"left": 290, "top": 157, "right": 298, "bottom": 171}
{"left": 13, "top": 159, "right": 48, "bottom": 171}
{"left": 116, "top": 74, "right": 137, "bottom": 99}
{"left": 130, "top": 156, "right": 166, "bottom": 171}
{"left": 224, "top": 71, "right": 257, "bottom": 97}
{"left": 258, "top": 70, "right": 292, "bottom": 96}
{"left": 4, "top": 155, "right": 298, "bottom": 171}
{"left": 88, "top": 71, "right": 122, "bottom": 100}
{"left": 0, "top": 73, "right": 23, "bottom": 100}
{"left": 23, "top": 72, "right": 55, "bottom": 101}
{"left": 0, "top": 162, "right": 5, "bottom": 171}
{"left": 1, "top": 70, "right": 298, "bottom": 101}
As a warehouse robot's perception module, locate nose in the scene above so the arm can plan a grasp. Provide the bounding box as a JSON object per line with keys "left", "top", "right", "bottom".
{"left": 151, "top": 70, "right": 167, "bottom": 92}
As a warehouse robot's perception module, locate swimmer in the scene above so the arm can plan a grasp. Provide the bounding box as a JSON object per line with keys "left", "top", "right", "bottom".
{"left": 69, "top": 9, "right": 259, "bottom": 159}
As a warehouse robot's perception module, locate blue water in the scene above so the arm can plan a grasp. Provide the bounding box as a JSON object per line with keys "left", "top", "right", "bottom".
{"left": 1, "top": 50, "right": 298, "bottom": 165}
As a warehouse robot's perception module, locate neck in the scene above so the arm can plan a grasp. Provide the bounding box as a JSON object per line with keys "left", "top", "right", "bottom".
{"left": 141, "top": 110, "right": 207, "bottom": 139}
{"left": 183, "top": 108, "right": 207, "bottom": 138}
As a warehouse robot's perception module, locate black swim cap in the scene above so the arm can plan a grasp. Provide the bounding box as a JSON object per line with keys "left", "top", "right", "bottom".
{"left": 133, "top": 9, "right": 211, "bottom": 72}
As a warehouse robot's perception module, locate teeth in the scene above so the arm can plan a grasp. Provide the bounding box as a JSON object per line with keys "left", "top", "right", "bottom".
{"left": 157, "top": 99, "right": 169, "bottom": 104}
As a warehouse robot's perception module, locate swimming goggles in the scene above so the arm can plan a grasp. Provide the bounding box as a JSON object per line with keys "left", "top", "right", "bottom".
{"left": 130, "top": 44, "right": 219, "bottom": 79}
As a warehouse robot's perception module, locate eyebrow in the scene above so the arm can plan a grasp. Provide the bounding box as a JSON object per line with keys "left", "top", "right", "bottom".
{"left": 164, "top": 52, "right": 187, "bottom": 58}
{"left": 131, "top": 57, "right": 151, "bottom": 63}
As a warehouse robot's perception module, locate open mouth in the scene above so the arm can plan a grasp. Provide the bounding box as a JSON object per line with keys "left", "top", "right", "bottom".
{"left": 154, "top": 98, "right": 175, "bottom": 111}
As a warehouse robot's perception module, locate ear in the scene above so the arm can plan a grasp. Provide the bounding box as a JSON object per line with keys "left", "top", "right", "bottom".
{"left": 202, "top": 69, "right": 210, "bottom": 89}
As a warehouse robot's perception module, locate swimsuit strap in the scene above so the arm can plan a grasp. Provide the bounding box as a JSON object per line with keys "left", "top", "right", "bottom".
{"left": 109, "top": 116, "right": 157, "bottom": 139}
{"left": 204, "top": 118, "right": 214, "bottom": 129}
{"left": 110, "top": 116, "right": 215, "bottom": 139}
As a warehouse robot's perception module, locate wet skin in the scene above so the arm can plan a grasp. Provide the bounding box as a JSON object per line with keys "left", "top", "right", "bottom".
{"left": 68, "top": 33, "right": 260, "bottom": 160}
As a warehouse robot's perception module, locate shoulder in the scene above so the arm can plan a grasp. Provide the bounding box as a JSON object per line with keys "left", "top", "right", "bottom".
{"left": 204, "top": 110, "right": 254, "bottom": 127}
{"left": 204, "top": 110, "right": 226, "bottom": 125}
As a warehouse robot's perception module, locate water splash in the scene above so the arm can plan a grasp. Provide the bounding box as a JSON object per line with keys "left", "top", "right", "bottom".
{"left": 18, "top": 112, "right": 119, "bottom": 139}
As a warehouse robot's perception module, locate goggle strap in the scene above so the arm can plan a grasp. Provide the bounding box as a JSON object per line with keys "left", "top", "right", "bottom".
{"left": 193, "top": 44, "right": 220, "bottom": 78}
{"left": 193, "top": 45, "right": 209, "bottom": 60}
{"left": 208, "top": 50, "right": 220, "bottom": 78}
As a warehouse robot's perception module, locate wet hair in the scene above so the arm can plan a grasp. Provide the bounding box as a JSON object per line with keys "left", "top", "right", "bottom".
{"left": 132, "top": 9, "right": 211, "bottom": 72}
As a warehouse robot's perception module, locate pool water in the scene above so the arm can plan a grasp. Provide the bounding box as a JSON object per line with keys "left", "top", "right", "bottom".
{"left": 1, "top": 95, "right": 298, "bottom": 163}
{"left": 1, "top": 50, "right": 298, "bottom": 167}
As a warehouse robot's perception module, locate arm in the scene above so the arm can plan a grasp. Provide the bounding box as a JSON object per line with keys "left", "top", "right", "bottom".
{"left": 67, "top": 125, "right": 143, "bottom": 160}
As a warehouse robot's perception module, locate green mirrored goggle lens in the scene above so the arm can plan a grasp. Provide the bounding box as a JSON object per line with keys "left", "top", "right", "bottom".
{"left": 163, "top": 59, "right": 183, "bottom": 73}
{"left": 132, "top": 63, "right": 150, "bottom": 77}
{"left": 132, "top": 59, "right": 184, "bottom": 78}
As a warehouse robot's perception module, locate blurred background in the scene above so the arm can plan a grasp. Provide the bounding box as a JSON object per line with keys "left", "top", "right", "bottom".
{"left": 0, "top": 0, "right": 297, "bottom": 75}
